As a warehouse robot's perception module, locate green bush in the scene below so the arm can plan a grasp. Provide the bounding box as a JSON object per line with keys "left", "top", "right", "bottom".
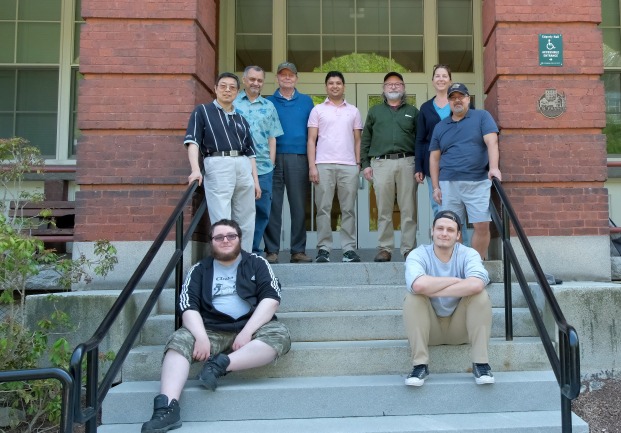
{"left": 0, "top": 137, "right": 117, "bottom": 432}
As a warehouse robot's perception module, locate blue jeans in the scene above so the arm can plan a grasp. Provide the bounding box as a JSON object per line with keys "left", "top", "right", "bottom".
{"left": 253, "top": 171, "right": 273, "bottom": 253}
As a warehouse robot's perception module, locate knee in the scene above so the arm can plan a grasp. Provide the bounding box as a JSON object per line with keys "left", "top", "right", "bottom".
{"left": 473, "top": 222, "right": 490, "bottom": 234}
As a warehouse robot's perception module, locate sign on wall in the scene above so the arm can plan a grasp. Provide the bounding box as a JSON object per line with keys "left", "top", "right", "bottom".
{"left": 539, "top": 34, "right": 563, "bottom": 66}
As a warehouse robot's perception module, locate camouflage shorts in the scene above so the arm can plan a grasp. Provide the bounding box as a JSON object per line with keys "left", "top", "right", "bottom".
{"left": 163, "top": 320, "right": 291, "bottom": 364}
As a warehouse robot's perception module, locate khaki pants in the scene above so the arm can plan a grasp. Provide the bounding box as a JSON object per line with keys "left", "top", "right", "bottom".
{"left": 370, "top": 156, "right": 417, "bottom": 255}
{"left": 315, "top": 164, "right": 359, "bottom": 252}
{"left": 403, "top": 291, "right": 492, "bottom": 366}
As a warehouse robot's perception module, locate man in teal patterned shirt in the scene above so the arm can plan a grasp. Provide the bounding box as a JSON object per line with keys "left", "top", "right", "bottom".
{"left": 235, "top": 66, "right": 284, "bottom": 254}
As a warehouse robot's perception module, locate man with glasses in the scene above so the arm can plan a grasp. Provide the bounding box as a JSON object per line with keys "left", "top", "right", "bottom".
{"left": 403, "top": 210, "right": 493, "bottom": 387}
{"left": 142, "top": 219, "right": 291, "bottom": 433}
{"left": 234, "top": 66, "right": 284, "bottom": 255}
{"left": 429, "top": 83, "right": 501, "bottom": 260}
{"left": 361, "top": 72, "right": 419, "bottom": 262}
{"left": 184, "top": 72, "right": 261, "bottom": 252}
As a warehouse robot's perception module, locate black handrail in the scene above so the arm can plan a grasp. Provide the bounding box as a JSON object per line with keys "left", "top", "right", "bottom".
{"left": 68, "top": 180, "right": 205, "bottom": 433}
{"left": 0, "top": 368, "right": 74, "bottom": 433}
{"left": 490, "top": 177, "right": 580, "bottom": 433}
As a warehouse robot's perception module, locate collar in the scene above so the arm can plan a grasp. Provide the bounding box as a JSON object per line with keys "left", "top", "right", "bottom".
{"left": 239, "top": 90, "right": 266, "bottom": 104}
{"left": 213, "top": 100, "right": 236, "bottom": 114}
{"left": 324, "top": 97, "right": 347, "bottom": 107}
{"left": 276, "top": 88, "right": 297, "bottom": 100}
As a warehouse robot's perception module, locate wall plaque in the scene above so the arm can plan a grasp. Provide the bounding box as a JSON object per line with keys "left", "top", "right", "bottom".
{"left": 537, "top": 89, "right": 566, "bottom": 119}
{"left": 539, "top": 34, "right": 563, "bottom": 66}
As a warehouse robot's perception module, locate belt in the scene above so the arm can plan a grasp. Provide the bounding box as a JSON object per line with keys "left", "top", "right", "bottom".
{"left": 207, "top": 150, "right": 243, "bottom": 157}
{"left": 375, "top": 153, "right": 414, "bottom": 160}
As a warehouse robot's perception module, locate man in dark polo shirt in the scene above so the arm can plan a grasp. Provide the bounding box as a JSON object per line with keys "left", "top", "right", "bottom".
{"left": 184, "top": 72, "right": 261, "bottom": 253}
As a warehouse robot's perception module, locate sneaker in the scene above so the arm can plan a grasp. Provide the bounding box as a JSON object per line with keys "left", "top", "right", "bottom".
{"left": 141, "top": 394, "right": 181, "bottom": 433}
{"left": 265, "top": 252, "right": 279, "bottom": 264}
{"left": 198, "top": 353, "right": 230, "bottom": 391}
{"left": 405, "top": 364, "right": 429, "bottom": 387}
{"left": 374, "top": 250, "right": 392, "bottom": 262}
{"left": 342, "top": 250, "right": 361, "bottom": 262}
{"left": 472, "top": 363, "right": 495, "bottom": 385}
{"left": 291, "top": 252, "right": 313, "bottom": 263}
{"left": 316, "top": 249, "right": 330, "bottom": 262}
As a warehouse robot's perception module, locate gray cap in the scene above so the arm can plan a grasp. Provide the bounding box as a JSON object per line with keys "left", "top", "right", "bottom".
{"left": 277, "top": 62, "right": 298, "bottom": 74}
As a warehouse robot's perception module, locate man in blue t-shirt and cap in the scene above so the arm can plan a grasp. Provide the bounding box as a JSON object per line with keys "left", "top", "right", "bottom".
{"left": 429, "top": 83, "right": 501, "bottom": 260}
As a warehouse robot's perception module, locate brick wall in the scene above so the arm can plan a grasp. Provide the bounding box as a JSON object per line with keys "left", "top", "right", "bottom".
{"left": 75, "top": 0, "right": 218, "bottom": 241}
{"left": 483, "top": 0, "right": 608, "bottom": 237}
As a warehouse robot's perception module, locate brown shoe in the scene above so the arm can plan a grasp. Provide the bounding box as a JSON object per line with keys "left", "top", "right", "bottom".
{"left": 290, "top": 252, "right": 313, "bottom": 263}
{"left": 265, "top": 252, "right": 279, "bottom": 264}
{"left": 374, "top": 250, "right": 392, "bottom": 262}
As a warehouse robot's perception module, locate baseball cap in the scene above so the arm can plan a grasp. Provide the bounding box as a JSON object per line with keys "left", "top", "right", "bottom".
{"left": 383, "top": 71, "right": 404, "bottom": 82}
{"left": 277, "top": 62, "right": 298, "bottom": 74}
{"left": 433, "top": 210, "right": 462, "bottom": 229}
{"left": 447, "top": 83, "right": 469, "bottom": 97}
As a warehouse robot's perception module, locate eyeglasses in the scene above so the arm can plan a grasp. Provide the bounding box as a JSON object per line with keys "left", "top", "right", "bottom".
{"left": 448, "top": 94, "right": 468, "bottom": 102}
{"left": 383, "top": 82, "right": 404, "bottom": 88}
{"left": 212, "top": 233, "right": 239, "bottom": 243}
{"left": 217, "top": 84, "right": 238, "bottom": 91}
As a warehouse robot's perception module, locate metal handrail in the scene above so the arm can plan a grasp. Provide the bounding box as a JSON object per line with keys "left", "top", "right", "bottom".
{"left": 68, "top": 180, "right": 205, "bottom": 433}
{"left": 0, "top": 368, "right": 74, "bottom": 433}
{"left": 490, "top": 177, "right": 580, "bottom": 433}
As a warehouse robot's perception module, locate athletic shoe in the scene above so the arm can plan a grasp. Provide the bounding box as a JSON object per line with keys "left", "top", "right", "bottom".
{"left": 342, "top": 250, "right": 361, "bottom": 262}
{"left": 374, "top": 250, "right": 392, "bottom": 262}
{"left": 198, "top": 353, "right": 230, "bottom": 391}
{"left": 405, "top": 364, "right": 429, "bottom": 386}
{"left": 141, "top": 394, "right": 181, "bottom": 433}
{"left": 472, "top": 363, "right": 495, "bottom": 385}
{"left": 316, "top": 249, "right": 330, "bottom": 262}
{"left": 290, "top": 252, "right": 313, "bottom": 263}
{"left": 265, "top": 252, "right": 279, "bottom": 264}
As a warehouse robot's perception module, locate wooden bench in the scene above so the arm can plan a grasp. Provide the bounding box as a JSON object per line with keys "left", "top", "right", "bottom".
{"left": 10, "top": 200, "right": 75, "bottom": 244}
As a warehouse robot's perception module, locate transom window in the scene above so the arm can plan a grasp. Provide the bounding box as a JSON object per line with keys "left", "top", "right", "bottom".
{"left": 0, "top": 0, "right": 82, "bottom": 161}
{"left": 231, "top": 0, "right": 474, "bottom": 74}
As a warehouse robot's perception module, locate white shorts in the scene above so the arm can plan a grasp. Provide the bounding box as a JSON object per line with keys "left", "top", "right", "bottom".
{"left": 439, "top": 179, "right": 491, "bottom": 224}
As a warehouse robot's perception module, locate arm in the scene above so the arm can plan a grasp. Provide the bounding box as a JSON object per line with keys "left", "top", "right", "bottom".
{"left": 429, "top": 149, "right": 441, "bottom": 205}
{"left": 250, "top": 157, "right": 261, "bottom": 199}
{"left": 181, "top": 309, "right": 211, "bottom": 361}
{"left": 360, "top": 112, "right": 373, "bottom": 180}
{"left": 268, "top": 136, "right": 276, "bottom": 165}
{"left": 412, "top": 275, "right": 485, "bottom": 298}
{"left": 232, "top": 298, "right": 280, "bottom": 350}
{"left": 484, "top": 132, "right": 501, "bottom": 181}
{"left": 187, "top": 144, "right": 203, "bottom": 186}
{"left": 354, "top": 129, "right": 361, "bottom": 170}
{"left": 307, "top": 126, "right": 319, "bottom": 184}
{"left": 414, "top": 108, "right": 427, "bottom": 183}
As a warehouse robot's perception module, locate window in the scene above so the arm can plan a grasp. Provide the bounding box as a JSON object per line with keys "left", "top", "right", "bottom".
{"left": 287, "top": 0, "right": 424, "bottom": 73}
{"left": 601, "top": 0, "right": 621, "bottom": 155}
{"left": 438, "top": 0, "right": 473, "bottom": 72}
{"left": 0, "top": 0, "right": 82, "bottom": 161}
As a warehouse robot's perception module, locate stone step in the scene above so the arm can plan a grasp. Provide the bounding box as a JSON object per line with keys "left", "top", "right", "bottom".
{"left": 262, "top": 261, "right": 503, "bottom": 287}
{"left": 140, "top": 307, "right": 537, "bottom": 346}
{"left": 123, "top": 337, "right": 550, "bottom": 382}
{"left": 157, "top": 282, "right": 529, "bottom": 315}
{"left": 102, "top": 371, "right": 568, "bottom": 425}
{"left": 98, "top": 411, "right": 588, "bottom": 433}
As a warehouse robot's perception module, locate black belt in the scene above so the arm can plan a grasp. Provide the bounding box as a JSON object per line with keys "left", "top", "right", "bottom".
{"left": 375, "top": 153, "right": 413, "bottom": 160}
{"left": 207, "top": 150, "right": 243, "bottom": 157}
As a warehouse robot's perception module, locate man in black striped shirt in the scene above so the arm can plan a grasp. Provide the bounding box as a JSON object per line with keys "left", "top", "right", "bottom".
{"left": 184, "top": 72, "right": 261, "bottom": 252}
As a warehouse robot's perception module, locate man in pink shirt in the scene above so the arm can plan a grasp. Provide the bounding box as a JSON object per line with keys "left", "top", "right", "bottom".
{"left": 307, "top": 71, "right": 363, "bottom": 263}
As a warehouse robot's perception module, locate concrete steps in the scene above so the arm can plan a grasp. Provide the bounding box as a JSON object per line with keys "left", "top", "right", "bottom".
{"left": 100, "top": 259, "right": 587, "bottom": 432}
{"left": 101, "top": 372, "right": 587, "bottom": 431}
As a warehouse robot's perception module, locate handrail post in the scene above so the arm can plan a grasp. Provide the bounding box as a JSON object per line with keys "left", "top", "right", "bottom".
{"left": 175, "top": 211, "right": 184, "bottom": 330}
{"left": 561, "top": 393, "right": 572, "bottom": 433}
{"left": 85, "top": 348, "right": 99, "bottom": 433}
{"left": 502, "top": 199, "right": 514, "bottom": 341}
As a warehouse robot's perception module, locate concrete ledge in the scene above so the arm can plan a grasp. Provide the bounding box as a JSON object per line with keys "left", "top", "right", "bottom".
{"left": 549, "top": 282, "right": 621, "bottom": 377}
